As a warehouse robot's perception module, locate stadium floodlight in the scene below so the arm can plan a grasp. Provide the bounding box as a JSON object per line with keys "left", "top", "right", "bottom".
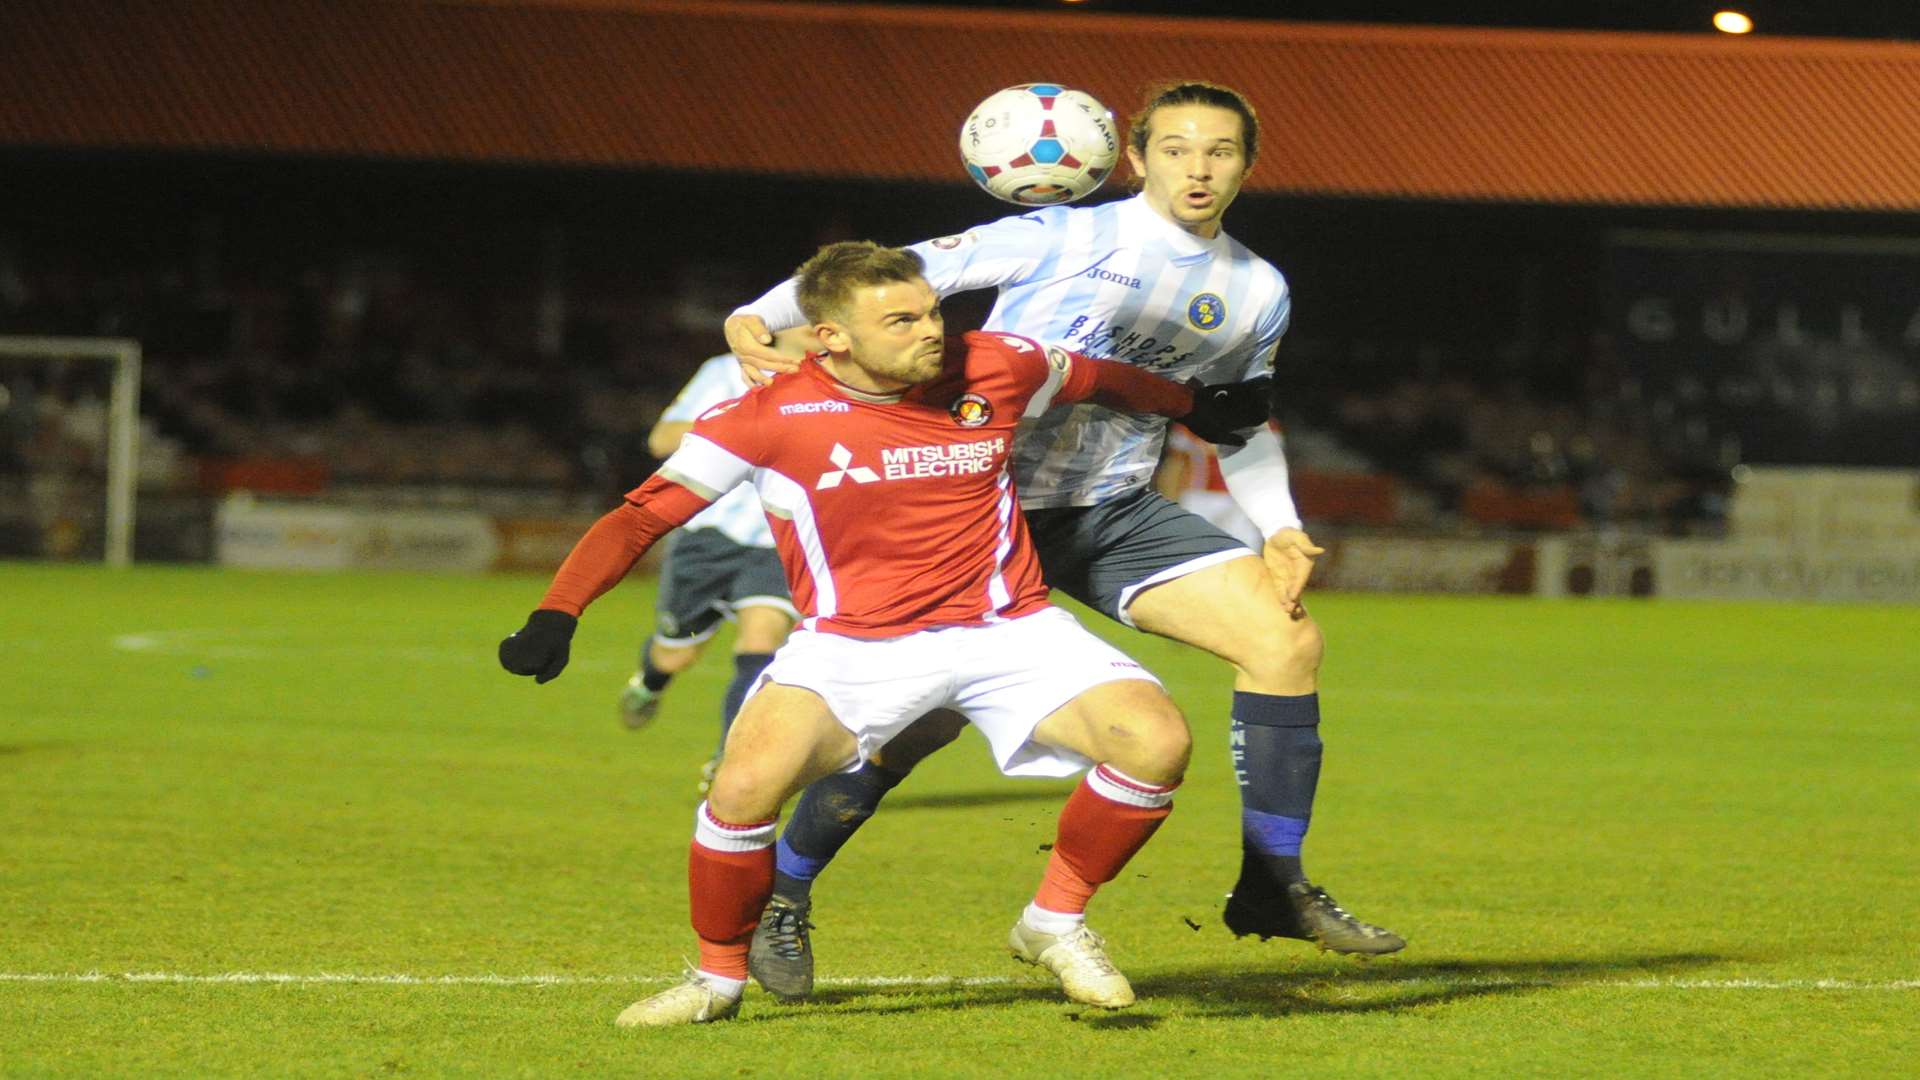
{"left": 1714, "top": 11, "right": 1754, "bottom": 35}
{"left": 0, "top": 336, "right": 142, "bottom": 566}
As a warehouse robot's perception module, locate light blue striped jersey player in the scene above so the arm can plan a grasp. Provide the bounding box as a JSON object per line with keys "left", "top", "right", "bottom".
{"left": 658, "top": 355, "right": 774, "bottom": 549}
{"left": 736, "top": 192, "right": 1291, "bottom": 511}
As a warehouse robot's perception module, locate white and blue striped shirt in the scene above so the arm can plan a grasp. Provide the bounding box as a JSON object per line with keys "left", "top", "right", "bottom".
{"left": 740, "top": 194, "right": 1291, "bottom": 509}
{"left": 659, "top": 355, "right": 774, "bottom": 548}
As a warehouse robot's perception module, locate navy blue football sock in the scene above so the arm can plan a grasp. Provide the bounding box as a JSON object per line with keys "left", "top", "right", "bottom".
{"left": 718, "top": 652, "right": 773, "bottom": 751}
{"left": 1231, "top": 691, "right": 1322, "bottom": 887}
{"left": 639, "top": 636, "right": 674, "bottom": 693}
{"left": 771, "top": 762, "right": 907, "bottom": 901}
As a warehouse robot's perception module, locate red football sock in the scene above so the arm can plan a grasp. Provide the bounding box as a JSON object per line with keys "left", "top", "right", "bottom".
{"left": 1033, "top": 765, "right": 1177, "bottom": 915}
{"left": 688, "top": 803, "right": 777, "bottom": 981}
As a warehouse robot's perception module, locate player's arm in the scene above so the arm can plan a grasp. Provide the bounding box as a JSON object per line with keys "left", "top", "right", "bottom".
{"left": 727, "top": 210, "right": 1063, "bottom": 378}
{"left": 1219, "top": 427, "right": 1321, "bottom": 617}
{"left": 499, "top": 424, "right": 756, "bottom": 683}
{"left": 1035, "top": 341, "right": 1272, "bottom": 444}
{"left": 1057, "top": 351, "right": 1192, "bottom": 416}
{"left": 1151, "top": 434, "right": 1193, "bottom": 501}
{"left": 724, "top": 281, "right": 806, "bottom": 380}
{"left": 496, "top": 475, "right": 711, "bottom": 684}
{"left": 1215, "top": 301, "right": 1320, "bottom": 614}
{"left": 646, "top": 420, "right": 693, "bottom": 458}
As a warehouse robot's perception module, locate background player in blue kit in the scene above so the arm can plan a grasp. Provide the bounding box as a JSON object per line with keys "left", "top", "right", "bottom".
{"left": 727, "top": 82, "right": 1403, "bottom": 1000}
{"left": 619, "top": 331, "right": 813, "bottom": 787}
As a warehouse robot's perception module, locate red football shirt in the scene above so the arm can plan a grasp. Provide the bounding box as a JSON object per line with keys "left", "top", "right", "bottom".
{"left": 630, "top": 332, "right": 1146, "bottom": 638}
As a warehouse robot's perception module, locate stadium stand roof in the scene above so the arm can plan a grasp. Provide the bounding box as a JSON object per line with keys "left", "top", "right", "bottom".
{"left": 5, "top": 0, "right": 1920, "bottom": 209}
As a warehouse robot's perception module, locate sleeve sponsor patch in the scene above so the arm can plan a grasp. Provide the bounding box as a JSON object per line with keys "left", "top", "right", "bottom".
{"left": 1046, "top": 346, "right": 1072, "bottom": 374}
{"left": 930, "top": 233, "right": 969, "bottom": 250}
{"left": 995, "top": 334, "right": 1036, "bottom": 353}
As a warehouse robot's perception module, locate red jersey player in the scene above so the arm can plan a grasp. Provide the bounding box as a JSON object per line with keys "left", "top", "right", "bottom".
{"left": 499, "top": 241, "right": 1268, "bottom": 1026}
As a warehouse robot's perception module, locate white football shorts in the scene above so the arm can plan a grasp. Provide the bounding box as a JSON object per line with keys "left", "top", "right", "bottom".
{"left": 749, "top": 606, "right": 1161, "bottom": 778}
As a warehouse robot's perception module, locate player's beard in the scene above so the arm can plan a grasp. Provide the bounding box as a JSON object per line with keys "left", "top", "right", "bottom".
{"left": 864, "top": 343, "right": 945, "bottom": 387}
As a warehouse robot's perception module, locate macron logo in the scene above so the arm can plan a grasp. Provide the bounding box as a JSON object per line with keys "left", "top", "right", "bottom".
{"left": 815, "top": 443, "right": 880, "bottom": 489}
{"left": 779, "top": 400, "right": 851, "bottom": 416}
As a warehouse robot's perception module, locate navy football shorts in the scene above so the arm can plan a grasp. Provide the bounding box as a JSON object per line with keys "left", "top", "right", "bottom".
{"left": 653, "top": 528, "right": 795, "bottom": 645}
{"left": 1025, "top": 487, "right": 1257, "bottom": 627}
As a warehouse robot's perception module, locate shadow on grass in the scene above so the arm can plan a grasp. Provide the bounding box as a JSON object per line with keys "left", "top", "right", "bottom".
{"left": 744, "top": 951, "right": 1729, "bottom": 1024}
{"left": 744, "top": 976, "right": 1064, "bottom": 1022}
{"left": 1128, "top": 951, "right": 1729, "bottom": 1018}
{"left": 0, "top": 741, "right": 69, "bottom": 758}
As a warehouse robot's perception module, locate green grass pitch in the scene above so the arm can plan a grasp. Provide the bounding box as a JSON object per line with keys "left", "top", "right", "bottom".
{"left": 3, "top": 563, "right": 1916, "bottom": 1077}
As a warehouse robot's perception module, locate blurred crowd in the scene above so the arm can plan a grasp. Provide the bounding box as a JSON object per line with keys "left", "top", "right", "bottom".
{"left": 1, "top": 212, "right": 1730, "bottom": 540}
{"left": 1303, "top": 366, "right": 1733, "bottom": 534}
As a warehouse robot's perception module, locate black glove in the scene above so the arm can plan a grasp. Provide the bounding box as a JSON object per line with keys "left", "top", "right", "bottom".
{"left": 499, "top": 609, "right": 577, "bottom": 684}
{"left": 1178, "top": 375, "right": 1273, "bottom": 448}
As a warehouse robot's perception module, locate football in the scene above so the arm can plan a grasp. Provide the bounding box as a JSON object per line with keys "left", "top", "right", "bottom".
{"left": 958, "top": 83, "right": 1120, "bottom": 206}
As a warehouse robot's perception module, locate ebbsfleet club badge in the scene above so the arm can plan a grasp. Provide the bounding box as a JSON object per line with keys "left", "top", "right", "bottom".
{"left": 950, "top": 392, "right": 993, "bottom": 427}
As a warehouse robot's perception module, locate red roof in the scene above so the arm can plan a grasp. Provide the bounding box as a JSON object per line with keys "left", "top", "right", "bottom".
{"left": 4, "top": 0, "right": 1920, "bottom": 209}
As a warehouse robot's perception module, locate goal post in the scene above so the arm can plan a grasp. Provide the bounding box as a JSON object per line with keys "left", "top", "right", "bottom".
{"left": 0, "top": 336, "right": 142, "bottom": 566}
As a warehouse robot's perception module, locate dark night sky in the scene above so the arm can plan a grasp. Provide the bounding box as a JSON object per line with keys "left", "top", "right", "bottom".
{"left": 848, "top": 1, "right": 1920, "bottom": 41}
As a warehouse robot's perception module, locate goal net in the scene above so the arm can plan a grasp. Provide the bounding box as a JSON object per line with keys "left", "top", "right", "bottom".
{"left": 0, "top": 336, "right": 141, "bottom": 566}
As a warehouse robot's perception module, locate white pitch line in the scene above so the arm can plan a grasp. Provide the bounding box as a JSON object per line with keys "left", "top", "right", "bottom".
{"left": 1, "top": 972, "right": 1914, "bottom": 991}
{"left": 0, "top": 972, "right": 1019, "bottom": 988}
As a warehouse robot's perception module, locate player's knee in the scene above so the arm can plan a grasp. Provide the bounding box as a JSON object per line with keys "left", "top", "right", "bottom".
{"left": 706, "top": 761, "right": 782, "bottom": 824}
{"left": 1104, "top": 699, "right": 1191, "bottom": 784}
{"left": 1138, "top": 717, "right": 1192, "bottom": 782}
{"left": 650, "top": 641, "right": 702, "bottom": 674}
{"left": 1240, "top": 611, "right": 1324, "bottom": 686}
{"left": 1284, "top": 615, "right": 1325, "bottom": 672}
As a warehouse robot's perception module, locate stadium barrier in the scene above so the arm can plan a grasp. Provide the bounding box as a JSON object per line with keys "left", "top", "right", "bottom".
{"left": 1647, "top": 467, "right": 1920, "bottom": 603}
{"left": 212, "top": 497, "right": 632, "bottom": 575}
{"left": 216, "top": 499, "right": 498, "bottom": 572}
{"left": 1533, "top": 534, "right": 1656, "bottom": 598}
{"left": 1312, "top": 536, "right": 1537, "bottom": 594}
{"left": 1649, "top": 539, "right": 1920, "bottom": 603}
{"left": 210, "top": 471, "right": 1918, "bottom": 603}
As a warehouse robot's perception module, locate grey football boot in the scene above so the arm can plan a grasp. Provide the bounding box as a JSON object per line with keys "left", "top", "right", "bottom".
{"left": 748, "top": 895, "right": 814, "bottom": 1002}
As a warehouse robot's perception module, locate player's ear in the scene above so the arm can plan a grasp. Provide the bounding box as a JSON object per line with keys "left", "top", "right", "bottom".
{"left": 1125, "top": 143, "right": 1147, "bottom": 180}
{"left": 815, "top": 321, "right": 849, "bottom": 354}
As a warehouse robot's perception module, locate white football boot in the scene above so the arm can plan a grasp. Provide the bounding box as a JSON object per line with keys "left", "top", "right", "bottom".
{"left": 1008, "top": 920, "right": 1136, "bottom": 1009}
{"left": 614, "top": 969, "right": 742, "bottom": 1027}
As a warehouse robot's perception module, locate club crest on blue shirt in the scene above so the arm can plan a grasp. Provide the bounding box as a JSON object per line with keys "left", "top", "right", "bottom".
{"left": 1187, "top": 292, "right": 1227, "bottom": 331}
{"left": 950, "top": 392, "right": 993, "bottom": 427}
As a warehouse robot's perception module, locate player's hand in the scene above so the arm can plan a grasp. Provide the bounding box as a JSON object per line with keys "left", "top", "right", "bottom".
{"left": 725, "top": 314, "right": 801, "bottom": 386}
{"left": 1179, "top": 376, "right": 1273, "bottom": 448}
{"left": 1262, "top": 527, "right": 1325, "bottom": 619}
{"left": 499, "top": 609, "right": 578, "bottom": 683}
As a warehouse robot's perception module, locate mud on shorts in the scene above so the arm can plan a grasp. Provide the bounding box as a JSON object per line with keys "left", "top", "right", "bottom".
{"left": 653, "top": 528, "right": 797, "bottom": 646}
{"left": 1024, "top": 487, "right": 1258, "bottom": 628}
